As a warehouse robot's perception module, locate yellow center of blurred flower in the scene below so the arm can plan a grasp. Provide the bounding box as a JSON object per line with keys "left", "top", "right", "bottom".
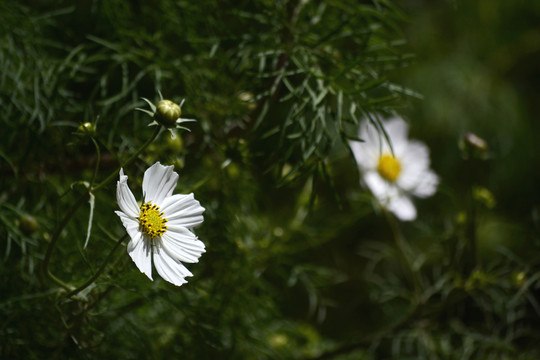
{"left": 138, "top": 202, "right": 168, "bottom": 238}
{"left": 377, "top": 154, "right": 401, "bottom": 182}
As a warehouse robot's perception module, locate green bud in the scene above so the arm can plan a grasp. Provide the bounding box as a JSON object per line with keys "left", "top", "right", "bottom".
{"left": 268, "top": 333, "right": 288, "bottom": 348}
{"left": 75, "top": 122, "right": 97, "bottom": 137}
{"left": 154, "top": 100, "right": 181, "bottom": 128}
{"left": 513, "top": 271, "right": 526, "bottom": 287}
{"left": 473, "top": 186, "right": 496, "bottom": 209}
{"left": 460, "top": 132, "right": 488, "bottom": 159}
{"left": 19, "top": 214, "right": 39, "bottom": 235}
{"left": 238, "top": 91, "right": 256, "bottom": 110}
{"left": 165, "top": 134, "right": 183, "bottom": 153}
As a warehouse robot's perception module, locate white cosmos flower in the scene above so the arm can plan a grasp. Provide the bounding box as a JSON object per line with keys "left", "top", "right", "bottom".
{"left": 115, "top": 162, "right": 205, "bottom": 286}
{"left": 350, "top": 117, "right": 439, "bottom": 221}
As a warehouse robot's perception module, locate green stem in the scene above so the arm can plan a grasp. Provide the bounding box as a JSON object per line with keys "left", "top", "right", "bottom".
{"left": 43, "top": 194, "right": 89, "bottom": 289}
{"left": 90, "top": 137, "right": 101, "bottom": 187}
{"left": 42, "top": 126, "right": 161, "bottom": 287}
{"left": 465, "top": 188, "right": 477, "bottom": 275}
{"left": 383, "top": 209, "right": 422, "bottom": 296}
{"left": 66, "top": 234, "right": 128, "bottom": 298}
{"left": 92, "top": 126, "right": 161, "bottom": 192}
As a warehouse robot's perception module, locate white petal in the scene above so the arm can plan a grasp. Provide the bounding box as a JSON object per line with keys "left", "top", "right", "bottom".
{"left": 349, "top": 138, "right": 379, "bottom": 171}
{"left": 127, "top": 232, "right": 153, "bottom": 280}
{"left": 384, "top": 117, "right": 409, "bottom": 150}
{"left": 359, "top": 121, "right": 386, "bottom": 160}
{"left": 115, "top": 211, "right": 140, "bottom": 240}
{"left": 396, "top": 141, "right": 430, "bottom": 190}
{"left": 411, "top": 169, "right": 439, "bottom": 198}
{"left": 161, "top": 193, "right": 205, "bottom": 228}
{"left": 363, "top": 171, "right": 394, "bottom": 201}
{"left": 356, "top": 118, "right": 409, "bottom": 169}
{"left": 161, "top": 228, "right": 205, "bottom": 263}
{"left": 403, "top": 140, "right": 430, "bottom": 164}
{"left": 153, "top": 239, "right": 193, "bottom": 286}
{"left": 116, "top": 169, "right": 140, "bottom": 218}
{"left": 387, "top": 194, "right": 417, "bottom": 221}
{"left": 396, "top": 140, "right": 439, "bottom": 198}
{"left": 142, "top": 162, "right": 179, "bottom": 204}
{"left": 165, "top": 226, "right": 206, "bottom": 253}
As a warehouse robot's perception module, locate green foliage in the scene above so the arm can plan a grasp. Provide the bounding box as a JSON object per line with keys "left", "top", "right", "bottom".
{"left": 1, "top": 0, "right": 540, "bottom": 359}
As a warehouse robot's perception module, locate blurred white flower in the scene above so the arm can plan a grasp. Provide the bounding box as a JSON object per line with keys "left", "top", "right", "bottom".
{"left": 350, "top": 117, "right": 439, "bottom": 221}
{"left": 115, "top": 162, "right": 205, "bottom": 286}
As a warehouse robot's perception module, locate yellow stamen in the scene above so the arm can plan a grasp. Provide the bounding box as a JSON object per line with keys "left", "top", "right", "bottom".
{"left": 377, "top": 154, "right": 401, "bottom": 182}
{"left": 138, "top": 202, "right": 168, "bottom": 238}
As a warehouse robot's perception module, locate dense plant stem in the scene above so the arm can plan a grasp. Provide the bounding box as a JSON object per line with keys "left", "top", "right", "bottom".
{"left": 66, "top": 234, "right": 128, "bottom": 298}
{"left": 42, "top": 126, "right": 161, "bottom": 287}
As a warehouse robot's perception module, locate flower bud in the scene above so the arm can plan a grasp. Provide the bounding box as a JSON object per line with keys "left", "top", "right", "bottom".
{"left": 513, "top": 271, "right": 526, "bottom": 287}
{"left": 154, "top": 100, "right": 181, "bottom": 128}
{"left": 464, "top": 132, "right": 487, "bottom": 151}
{"left": 19, "top": 214, "right": 39, "bottom": 235}
{"left": 75, "top": 122, "right": 97, "bottom": 137}
{"left": 238, "top": 91, "right": 256, "bottom": 110}
{"left": 460, "top": 132, "right": 488, "bottom": 159}
{"left": 473, "top": 186, "right": 496, "bottom": 209}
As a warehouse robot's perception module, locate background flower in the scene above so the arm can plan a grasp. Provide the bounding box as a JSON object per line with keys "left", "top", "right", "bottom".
{"left": 350, "top": 117, "right": 439, "bottom": 220}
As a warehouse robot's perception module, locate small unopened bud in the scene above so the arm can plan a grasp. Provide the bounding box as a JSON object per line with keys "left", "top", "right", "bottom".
{"left": 464, "top": 132, "right": 487, "bottom": 151}
{"left": 19, "top": 214, "right": 38, "bottom": 235}
{"left": 75, "top": 122, "right": 97, "bottom": 137}
{"left": 513, "top": 271, "right": 526, "bottom": 287}
{"left": 238, "top": 91, "right": 256, "bottom": 110}
{"left": 154, "top": 100, "right": 181, "bottom": 128}
{"left": 460, "top": 132, "right": 488, "bottom": 159}
{"left": 473, "top": 186, "right": 496, "bottom": 209}
{"left": 268, "top": 333, "right": 288, "bottom": 348}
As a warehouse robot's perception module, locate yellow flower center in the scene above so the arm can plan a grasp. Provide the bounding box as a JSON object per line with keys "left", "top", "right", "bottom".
{"left": 377, "top": 154, "right": 401, "bottom": 182}
{"left": 138, "top": 202, "right": 168, "bottom": 238}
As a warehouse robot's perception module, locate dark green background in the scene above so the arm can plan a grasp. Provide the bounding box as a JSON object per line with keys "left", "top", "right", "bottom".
{"left": 1, "top": 0, "right": 539, "bottom": 358}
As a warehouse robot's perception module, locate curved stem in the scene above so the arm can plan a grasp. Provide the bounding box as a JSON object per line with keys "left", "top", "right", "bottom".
{"left": 383, "top": 209, "right": 422, "bottom": 295}
{"left": 42, "top": 194, "right": 89, "bottom": 289}
{"left": 90, "top": 137, "right": 101, "bottom": 187}
{"left": 464, "top": 188, "right": 477, "bottom": 275}
{"left": 42, "top": 126, "right": 161, "bottom": 287}
{"left": 66, "top": 234, "right": 128, "bottom": 298}
{"left": 92, "top": 126, "right": 161, "bottom": 192}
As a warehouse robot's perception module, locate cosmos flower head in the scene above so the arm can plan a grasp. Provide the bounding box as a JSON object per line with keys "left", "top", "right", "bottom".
{"left": 115, "top": 162, "right": 205, "bottom": 286}
{"left": 349, "top": 117, "right": 439, "bottom": 221}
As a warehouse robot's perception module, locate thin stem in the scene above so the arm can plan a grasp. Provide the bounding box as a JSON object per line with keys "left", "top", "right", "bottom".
{"left": 42, "top": 194, "right": 89, "bottom": 289}
{"left": 383, "top": 209, "right": 422, "bottom": 295}
{"left": 89, "top": 137, "right": 101, "bottom": 187}
{"left": 66, "top": 234, "right": 128, "bottom": 298}
{"left": 465, "top": 188, "right": 477, "bottom": 275}
{"left": 92, "top": 126, "right": 161, "bottom": 192}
